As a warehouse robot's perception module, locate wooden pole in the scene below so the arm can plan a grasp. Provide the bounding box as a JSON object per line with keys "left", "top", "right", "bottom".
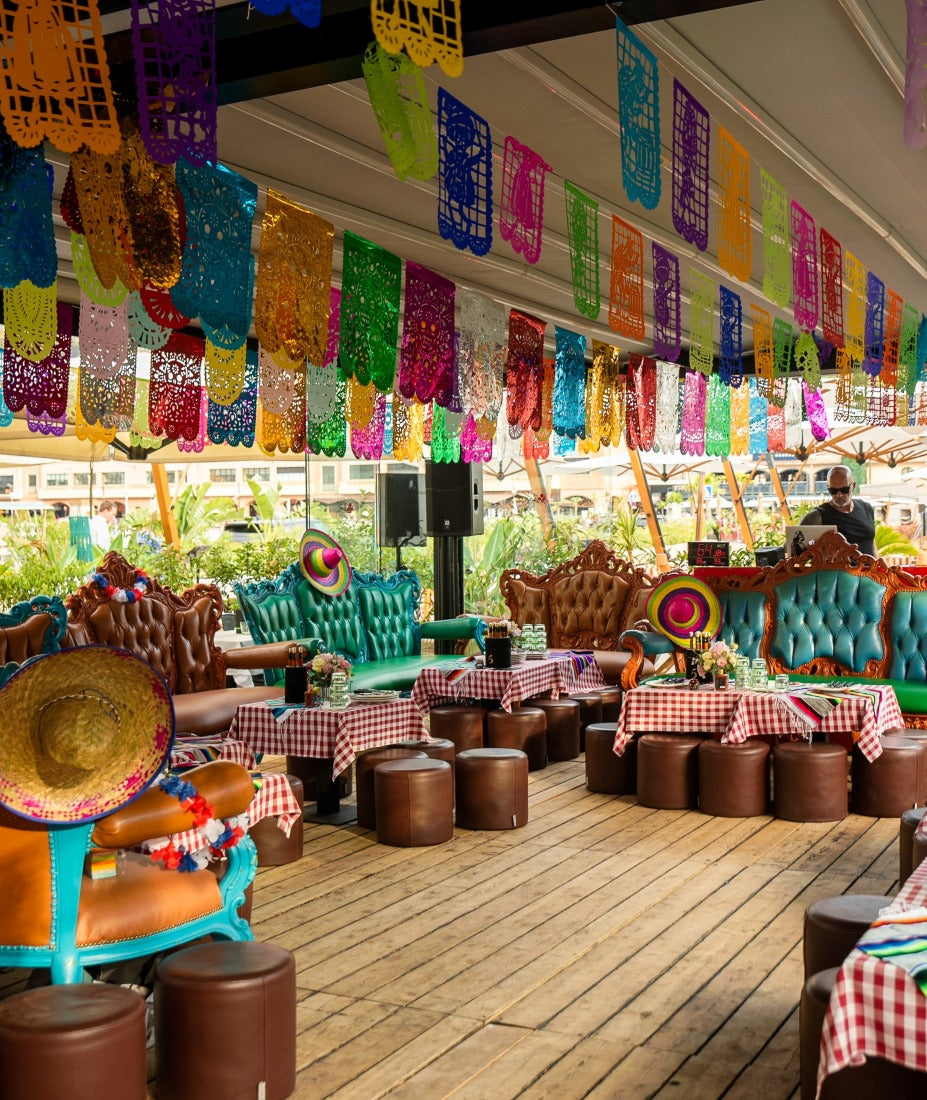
{"left": 722, "top": 459, "right": 754, "bottom": 551}
{"left": 695, "top": 472, "right": 706, "bottom": 540}
{"left": 765, "top": 452, "right": 792, "bottom": 522}
{"left": 525, "top": 456, "right": 554, "bottom": 542}
{"left": 151, "top": 464, "right": 180, "bottom": 549}
{"left": 628, "top": 448, "right": 669, "bottom": 570}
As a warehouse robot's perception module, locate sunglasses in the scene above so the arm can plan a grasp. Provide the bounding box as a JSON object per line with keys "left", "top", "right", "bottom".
{"left": 828, "top": 486, "right": 852, "bottom": 496}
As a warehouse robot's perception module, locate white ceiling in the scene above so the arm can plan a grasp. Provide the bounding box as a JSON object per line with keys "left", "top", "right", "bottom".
{"left": 184, "top": 0, "right": 926, "bottom": 364}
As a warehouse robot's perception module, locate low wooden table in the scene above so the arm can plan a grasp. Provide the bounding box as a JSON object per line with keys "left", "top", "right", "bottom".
{"left": 614, "top": 682, "right": 903, "bottom": 762}
{"left": 818, "top": 850, "right": 927, "bottom": 1092}
{"left": 411, "top": 652, "right": 606, "bottom": 713}
{"left": 229, "top": 697, "right": 429, "bottom": 823}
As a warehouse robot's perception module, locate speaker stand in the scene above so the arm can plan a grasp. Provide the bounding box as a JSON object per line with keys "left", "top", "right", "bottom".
{"left": 433, "top": 536, "right": 464, "bottom": 655}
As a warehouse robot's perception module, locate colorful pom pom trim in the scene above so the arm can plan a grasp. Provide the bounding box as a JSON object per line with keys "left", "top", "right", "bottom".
{"left": 85, "top": 569, "right": 150, "bottom": 604}
{"left": 147, "top": 774, "right": 247, "bottom": 872}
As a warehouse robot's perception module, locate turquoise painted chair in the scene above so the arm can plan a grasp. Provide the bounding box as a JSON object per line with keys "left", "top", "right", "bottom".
{"left": 0, "top": 761, "right": 257, "bottom": 984}
{"left": 0, "top": 595, "right": 68, "bottom": 688}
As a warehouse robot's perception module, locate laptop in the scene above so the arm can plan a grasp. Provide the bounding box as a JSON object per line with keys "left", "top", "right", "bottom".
{"left": 784, "top": 525, "right": 837, "bottom": 558}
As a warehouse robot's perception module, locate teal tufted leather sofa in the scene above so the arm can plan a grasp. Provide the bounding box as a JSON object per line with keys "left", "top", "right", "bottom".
{"left": 619, "top": 531, "right": 927, "bottom": 723}
{"left": 235, "top": 563, "right": 486, "bottom": 691}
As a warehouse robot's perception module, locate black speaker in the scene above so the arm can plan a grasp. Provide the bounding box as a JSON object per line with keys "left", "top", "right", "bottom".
{"left": 376, "top": 471, "right": 425, "bottom": 546}
{"left": 425, "top": 461, "right": 484, "bottom": 536}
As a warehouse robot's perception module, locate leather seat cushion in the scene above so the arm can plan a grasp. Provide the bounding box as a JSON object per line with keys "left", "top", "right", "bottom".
{"left": 173, "top": 685, "right": 283, "bottom": 736}
{"left": 77, "top": 852, "right": 223, "bottom": 946}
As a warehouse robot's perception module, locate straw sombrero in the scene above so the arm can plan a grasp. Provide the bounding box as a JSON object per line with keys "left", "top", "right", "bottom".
{"left": 0, "top": 646, "right": 175, "bottom": 824}
{"left": 299, "top": 528, "right": 352, "bottom": 597}
{"left": 646, "top": 576, "right": 721, "bottom": 646}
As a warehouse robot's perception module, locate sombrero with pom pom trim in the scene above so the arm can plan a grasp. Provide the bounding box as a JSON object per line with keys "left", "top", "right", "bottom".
{"left": 299, "top": 528, "right": 352, "bottom": 597}
{"left": 0, "top": 646, "right": 174, "bottom": 824}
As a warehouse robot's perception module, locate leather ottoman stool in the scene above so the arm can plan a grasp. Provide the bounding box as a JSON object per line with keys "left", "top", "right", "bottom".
{"left": 0, "top": 984, "right": 147, "bottom": 1100}
{"left": 585, "top": 722, "right": 636, "bottom": 795}
{"left": 355, "top": 748, "right": 426, "bottom": 830}
{"left": 397, "top": 737, "right": 457, "bottom": 766}
{"left": 374, "top": 758, "right": 454, "bottom": 846}
{"left": 803, "top": 894, "right": 894, "bottom": 977}
{"left": 698, "top": 741, "right": 770, "bottom": 817}
{"left": 155, "top": 941, "right": 296, "bottom": 1100}
{"left": 800, "top": 967, "right": 926, "bottom": 1099}
{"left": 486, "top": 707, "right": 547, "bottom": 770}
{"left": 249, "top": 774, "right": 304, "bottom": 866}
{"left": 530, "top": 697, "right": 581, "bottom": 761}
{"left": 568, "top": 692, "right": 603, "bottom": 751}
{"left": 285, "top": 755, "right": 352, "bottom": 799}
{"left": 636, "top": 733, "right": 701, "bottom": 810}
{"left": 428, "top": 704, "right": 486, "bottom": 752}
{"left": 455, "top": 747, "right": 529, "bottom": 830}
{"left": 596, "top": 687, "right": 622, "bottom": 723}
{"left": 851, "top": 735, "right": 927, "bottom": 817}
{"left": 397, "top": 737, "right": 457, "bottom": 804}
{"left": 900, "top": 806, "right": 927, "bottom": 885}
{"left": 773, "top": 742, "right": 848, "bottom": 822}
{"left": 914, "top": 828, "right": 927, "bottom": 880}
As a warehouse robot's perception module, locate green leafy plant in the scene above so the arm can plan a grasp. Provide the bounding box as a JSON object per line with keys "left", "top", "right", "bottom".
{"left": 875, "top": 524, "right": 918, "bottom": 558}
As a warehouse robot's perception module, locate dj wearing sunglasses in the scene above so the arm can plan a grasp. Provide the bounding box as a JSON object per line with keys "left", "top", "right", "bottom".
{"left": 800, "top": 464, "right": 875, "bottom": 555}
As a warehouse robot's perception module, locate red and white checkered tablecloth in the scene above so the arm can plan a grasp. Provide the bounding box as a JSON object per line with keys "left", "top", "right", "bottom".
{"left": 817, "top": 858, "right": 927, "bottom": 1095}
{"left": 411, "top": 653, "right": 606, "bottom": 713}
{"left": 613, "top": 684, "right": 900, "bottom": 763}
{"left": 230, "top": 698, "right": 429, "bottom": 778}
{"left": 147, "top": 771, "right": 303, "bottom": 857}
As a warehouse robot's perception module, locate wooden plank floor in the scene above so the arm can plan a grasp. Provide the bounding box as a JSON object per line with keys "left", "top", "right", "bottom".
{"left": 1, "top": 753, "right": 901, "bottom": 1099}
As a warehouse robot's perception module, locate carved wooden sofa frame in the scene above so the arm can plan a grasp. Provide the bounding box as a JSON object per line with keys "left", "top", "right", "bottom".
{"left": 500, "top": 540, "right": 668, "bottom": 684}
{"left": 620, "top": 531, "right": 927, "bottom": 725}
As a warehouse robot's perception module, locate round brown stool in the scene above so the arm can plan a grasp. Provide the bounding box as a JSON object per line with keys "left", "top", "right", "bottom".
{"left": 585, "top": 722, "right": 636, "bottom": 795}
{"left": 914, "top": 829, "right": 927, "bottom": 879}
{"left": 698, "top": 741, "right": 770, "bottom": 817}
{"left": 596, "top": 686, "right": 622, "bottom": 723}
{"left": 355, "top": 748, "right": 425, "bottom": 830}
{"left": 901, "top": 807, "right": 927, "bottom": 885}
{"left": 374, "top": 758, "right": 454, "bottom": 846}
{"left": 529, "top": 697, "right": 581, "bottom": 761}
{"left": 0, "top": 984, "right": 147, "bottom": 1100}
{"left": 486, "top": 707, "right": 547, "bottom": 770}
{"left": 428, "top": 704, "right": 486, "bottom": 752}
{"left": 883, "top": 730, "right": 927, "bottom": 793}
{"left": 851, "top": 735, "right": 927, "bottom": 817}
{"left": 636, "top": 733, "right": 701, "bottom": 810}
{"left": 285, "top": 754, "right": 352, "bottom": 798}
{"left": 569, "top": 692, "right": 603, "bottom": 751}
{"left": 773, "top": 742, "right": 848, "bottom": 822}
{"left": 249, "top": 773, "right": 304, "bottom": 866}
{"left": 397, "top": 737, "right": 456, "bottom": 765}
{"left": 455, "top": 747, "right": 529, "bottom": 830}
{"left": 800, "top": 967, "right": 926, "bottom": 1099}
{"left": 397, "top": 737, "right": 457, "bottom": 805}
{"left": 803, "top": 894, "right": 894, "bottom": 977}
{"left": 155, "top": 941, "right": 296, "bottom": 1100}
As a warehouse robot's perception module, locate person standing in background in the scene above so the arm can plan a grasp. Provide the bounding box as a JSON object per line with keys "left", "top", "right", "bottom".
{"left": 90, "top": 499, "right": 119, "bottom": 552}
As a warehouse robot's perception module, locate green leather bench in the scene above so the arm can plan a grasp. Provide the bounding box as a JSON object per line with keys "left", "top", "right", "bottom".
{"left": 619, "top": 531, "right": 927, "bottom": 723}
{"left": 235, "top": 564, "right": 486, "bottom": 691}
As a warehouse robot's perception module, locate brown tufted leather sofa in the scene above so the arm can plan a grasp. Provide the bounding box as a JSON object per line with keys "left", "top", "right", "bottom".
{"left": 499, "top": 541, "right": 667, "bottom": 684}
{"left": 64, "top": 552, "right": 285, "bottom": 735}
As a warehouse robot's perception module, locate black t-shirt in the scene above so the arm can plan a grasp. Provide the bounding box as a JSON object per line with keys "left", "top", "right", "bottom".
{"left": 801, "top": 499, "right": 875, "bottom": 556}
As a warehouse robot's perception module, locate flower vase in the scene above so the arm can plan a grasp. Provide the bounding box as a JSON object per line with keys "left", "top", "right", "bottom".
{"left": 320, "top": 682, "right": 331, "bottom": 707}
{"left": 713, "top": 672, "right": 730, "bottom": 691}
